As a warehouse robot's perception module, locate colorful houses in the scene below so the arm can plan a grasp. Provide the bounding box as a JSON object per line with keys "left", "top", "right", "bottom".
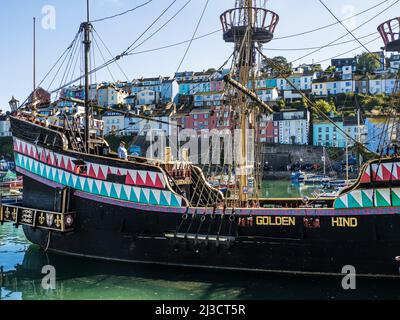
{"left": 273, "top": 109, "right": 310, "bottom": 145}
{"left": 313, "top": 117, "right": 365, "bottom": 148}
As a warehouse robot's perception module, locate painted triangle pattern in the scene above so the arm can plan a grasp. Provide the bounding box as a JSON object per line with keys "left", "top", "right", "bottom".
{"left": 334, "top": 188, "right": 392, "bottom": 209}
{"left": 14, "top": 138, "right": 167, "bottom": 189}
{"left": 370, "top": 162, "right": 400, "bottom": 182}
{"left": 375, "top": 189, "right": 391, "bottom": 207}
{"left": 15, "top": 152, "right": 182, "bottom": 207}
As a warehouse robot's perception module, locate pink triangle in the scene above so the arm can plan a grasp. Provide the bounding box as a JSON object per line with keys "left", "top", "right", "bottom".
{"left": 88, "top": 164, "right": 97, "bottom": 178}
{"left": 108, "top": 167, "right": 113, "bottom": 176}
{"left": 117, "top": 169, "right": 122, "bottom": 176}
{"left": 24, "top": 144, "right": 29, "bottom": 155}
{"left": 97, "top": 166, "right": 106, "bottom": 180}
{"left": 59, "top": 156, "right": 66, "bottom": 169}
{"left": 136, "top": 172, "right": 145, "bottom": 186}
{"left": 47, "top": 153, "right": 53, "bottom": 166}
{"left": 382, "top": 164, "right": 393, "bottom": 181}
{"left": 41, "top": 150, "right": 47, "bottom": 163}
{"left": 360, "top": 171, "right": 370, "bottom": 183}
{"left": 145, "top": 172, "right": 154, "bottom": 187}
{"left": 396, "top": 164, "right": 400, "bottom": 182}
{"left": 67, "top": 159, "right": 73, "bottom": 172}
{"left": 125, "top": 171, "right": 136, "bottom": 185}
{"left": 154, "top": 174, "right": 164, "bottom": 189}
{"left": 19, "top": 142, "right": 23, "bottom": 154}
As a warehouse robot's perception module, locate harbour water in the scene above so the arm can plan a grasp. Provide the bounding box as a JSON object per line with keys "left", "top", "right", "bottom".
{"left": 1, "top": 181, "right": 400, "bottom": 300}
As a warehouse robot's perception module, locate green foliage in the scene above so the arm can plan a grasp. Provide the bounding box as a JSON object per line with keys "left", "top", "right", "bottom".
{"left": 276, "top": 99, "right": 285, "bottom": 110}
{"left": 357, "top": 52, "right": 381, "bottom": 74}
{"left": 262, "top": 56, "right": 292, "bottom": 76}
{"left": 0, "top": 137, "right": 14, "bottom": 160}
{"left": 313, "top": 99, "right": 336, "bottom": 114}
{"left": 325, "top": 65, "right": 336, "bottom": 73}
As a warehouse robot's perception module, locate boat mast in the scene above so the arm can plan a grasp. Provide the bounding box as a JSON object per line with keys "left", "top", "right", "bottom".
{"left": 83, "top": 0, "right": 92, "bottom": 152}
{"left": 33, "top": 17, "right": 36, "bottom": 109}
{"left": 221, "top": 0, "right": 279, "bottom": 206}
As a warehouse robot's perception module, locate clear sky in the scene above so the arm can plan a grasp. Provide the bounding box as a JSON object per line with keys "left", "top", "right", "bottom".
{"left": 0, "top": 0, "right": 398, "bottom": 110}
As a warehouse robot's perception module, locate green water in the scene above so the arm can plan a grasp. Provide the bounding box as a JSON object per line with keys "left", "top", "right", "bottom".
{"left": 2, "top": 181, "right": 400, "bottom": 300}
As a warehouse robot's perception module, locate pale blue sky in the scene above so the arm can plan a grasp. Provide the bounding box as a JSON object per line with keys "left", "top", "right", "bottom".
{"left": 0, "top": 0, "right": 398, "bottom": 109}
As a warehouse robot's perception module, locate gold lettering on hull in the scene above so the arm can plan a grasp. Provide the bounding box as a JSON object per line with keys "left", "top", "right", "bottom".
{"left": 331, "top": 217, "right": 358, "bottom": 228}
{"left": 256, "top": 216, "right": 296, "bottom": 226}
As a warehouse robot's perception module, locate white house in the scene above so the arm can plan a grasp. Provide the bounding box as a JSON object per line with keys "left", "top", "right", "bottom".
{"left": 102, "top": 111, "right": 125, "bottom": 135}
{"left": 97, "top": 84, "right": 128, "bottom": 107}
{"left": 0, "top": 114, "right": 11, "bottom": 137}
{"left": 273, "top": 109, "right": 310, "bottom": 145}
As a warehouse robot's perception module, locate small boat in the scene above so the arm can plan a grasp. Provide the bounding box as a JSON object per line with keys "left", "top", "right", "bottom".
{"left": 0, "top": 170, "right": 23, "bottom": 189}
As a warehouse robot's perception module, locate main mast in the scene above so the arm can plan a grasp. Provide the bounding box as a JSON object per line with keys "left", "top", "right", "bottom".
{"left": 83, "top": 0, "right": 92, "bottom": 152}
{"left": 221, "top": 0, "right": 279, "bottom": 206}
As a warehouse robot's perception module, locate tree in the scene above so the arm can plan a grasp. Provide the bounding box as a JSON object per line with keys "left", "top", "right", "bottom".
{"left": 262, "top": 56, "right": 292, "bottom": 76}
{"left": 314, "top": 100, "right": 336, "bottom": 114}
{"left": 325, "top": 65, "right": 336, "bottom": 74}
{"left": 357, "top": 52, "right": 381, "bottom": 74}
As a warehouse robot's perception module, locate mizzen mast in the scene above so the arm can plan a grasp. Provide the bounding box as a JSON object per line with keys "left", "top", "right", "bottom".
{"left": 220, "top": 0, "right": 279, "bottom": 205}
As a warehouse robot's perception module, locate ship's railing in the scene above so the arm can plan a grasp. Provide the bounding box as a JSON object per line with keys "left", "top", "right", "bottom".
{"left": 0, "top": 204, "right": 75, "bottom": 232}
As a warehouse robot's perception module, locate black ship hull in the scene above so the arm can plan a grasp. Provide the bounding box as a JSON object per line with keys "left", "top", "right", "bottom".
{"left": 21, "top": 176, "right": 400, "bottom": 277}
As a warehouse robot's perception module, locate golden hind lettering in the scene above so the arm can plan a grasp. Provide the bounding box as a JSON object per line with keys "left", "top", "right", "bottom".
{"left": 331, "top": 217, "right": 358, "bottom": 228}
{"left": 256, "top": 216, "right": 296, "bottom": 226}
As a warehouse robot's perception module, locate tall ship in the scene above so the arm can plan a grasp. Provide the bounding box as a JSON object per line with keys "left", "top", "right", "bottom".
{"left": 2, "top": 0, "right": 400, "bottom": 277}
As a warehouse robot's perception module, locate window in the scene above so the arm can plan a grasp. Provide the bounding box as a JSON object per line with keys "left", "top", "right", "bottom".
{"left": 194, "top": 115, "right": 198, "bottom": 120}
{"left": 318, "top": 127, "right": 322, "bottom": 133}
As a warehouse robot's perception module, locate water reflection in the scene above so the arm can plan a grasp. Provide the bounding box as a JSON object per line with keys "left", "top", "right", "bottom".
{"left": 1, "top": 232, "right": 400, "bottom": 300}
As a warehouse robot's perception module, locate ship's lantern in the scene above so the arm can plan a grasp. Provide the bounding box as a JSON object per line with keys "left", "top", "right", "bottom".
{"left": 8, "top": 96, "right": 20, "bottom": 112}
{"left": 378, "top": 17, "right": 400, "bottom": 52}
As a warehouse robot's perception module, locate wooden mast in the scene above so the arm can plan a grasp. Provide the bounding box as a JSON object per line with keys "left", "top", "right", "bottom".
{"left": 84, "top": 0, "right": 92, "bottom": 152}
{"left": 33, "top": 17, "right": 36, "bottom": 110}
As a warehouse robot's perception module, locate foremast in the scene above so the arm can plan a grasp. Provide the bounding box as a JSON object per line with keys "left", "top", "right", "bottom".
{"left": 83, "top": 0, "right": 92, "bottom": 153}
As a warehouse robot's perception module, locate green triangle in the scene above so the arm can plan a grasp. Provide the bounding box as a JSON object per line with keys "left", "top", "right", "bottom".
{"left": 83, "top": 179, "right": 91, "bottom": 193}
{"left": 149, "top": 190, "right": 158, "bottom": 205}
{"left": 20, "top": 157, "right": 25, "bottom": 169}
{"left": 91, "top": 181, "right": 100, "bottom": 195}
{"left": 129, "top": 188, "right": 138, "bottom": 203}
{"left": 68, "top": 175, "right": 75, "bottom": 188}
{"left": 334, "top": 197, "right": 347, "bottom": 209}
{"left": 42, "top": 166, "right": 48, "bottom": 179}
{"left": 375, "top": 190, "right": 390, "bottom": 207}
{"left": 15, "top": 154, "right": 20, "bottom": 166}
{"left": 34, "top": 162, "right": 39, "bottom": 175}
{"left": 159, "top": 191, "right": 169, "bottom": 206}
{"left": 170, "top": 194, "right": 181, "bottom": 207}
{"left": 47, "top": 168, "right": 54, "bottom": 181}
{"left": 75, "top": 177, "right": 82, "bottom": 190}
{"left": 55, "top": 169, "right": 61, "bottom": 183}
{"left": 120, "top": 186, "right": 129, "bottom": 201}
{"left": 25, "top": 159, "right": 31, "bottom": 172}
{"left": 347, "top": 193, "right": 361, "bottom": 208}
{"left": 392, "top": 190, "right": 400, "bottom": 206}
{"left": 101, "top": 182, "right": 109, "bottom": 197}
{"left": 361, "top": 191, "right": 374, "bottom": 207}
{"left": 61, "top": 172, "right": 68, "bottom": 186}
{"left": 139, "top": 189, "right": 148, "bottom": 204}
{"left": 110, "top": 184, "right": 119, "bottom": 199}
